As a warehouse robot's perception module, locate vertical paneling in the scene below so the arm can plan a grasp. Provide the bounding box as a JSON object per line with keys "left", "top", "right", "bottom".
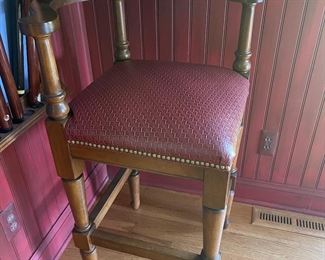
{"left": 242, "top": 0, "right": 287, "bottom": 179}
{"left": 93, "top": 0, "right": 114, "bottom": 71}
{"left": 285, "top": 13, "right": 325, "bottom": 186}
{"left": 0, "top": 160, "right": 30, "bottom": 260}
{"left": 64, "top": 5, "right": 93, "bottom": 88}
{"left": 157, "top": 0, "right": 174, "bottom": 61}
{"left": 256, "top": 0, "right": 305, "bottom": 181}
{"left": 14, "top": 131, "right": 52, "bottom": 237}
{"left": 190, "top": 0, "right": 208, "bottom": 64}
{"left": 1, "top": 146, "right": 43, "bottom": 251}
{"left": 141, "top": 0, "right": 158, "bottom": 60}
{"left": 302, "top": 97, "right": 325, "bottom": 188}
{"left": 173, "top": 0, "right": 191, "bottom": 62}
{"left": 272, "top": 0, "right": 325, "bottom": 184}
{"left": 206, "top": 0, "right": 227, "bottom": 66}
{"left": 317, "top": 160, "right": 325, "bottom": 190}
{"left": 0, "top": 228, "right": 16, "bottom": 260}
{"left": 83, "top": 1, "right": 103, "bottom": 79}
{"left": 125, "top": 0, "right": 143, "bottom": 59}
{"left": 222, "top": 1, "right": 241, "bottom": 69}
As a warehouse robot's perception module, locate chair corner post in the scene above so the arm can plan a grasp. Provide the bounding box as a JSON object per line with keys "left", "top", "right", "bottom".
{"left": 19, "top": 2, "right": 70, "bottom": 121}
{"left": 232, "top": 0, "right": 263, "bottom": 79}
{"left": 113, "top": 0, "right": 131, "bottom": 61}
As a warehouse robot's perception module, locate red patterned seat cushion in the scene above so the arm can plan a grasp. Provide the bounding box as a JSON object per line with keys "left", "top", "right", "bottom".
{"left": 65, "top": 61, "right": 249, "bottom": 168}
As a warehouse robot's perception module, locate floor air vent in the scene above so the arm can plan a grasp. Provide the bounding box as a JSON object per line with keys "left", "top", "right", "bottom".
{"left": 252, "top": 206, "right": 325, "bottom": 238}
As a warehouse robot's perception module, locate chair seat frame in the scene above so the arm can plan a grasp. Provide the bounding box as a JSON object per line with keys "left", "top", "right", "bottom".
{"left": 19, "top": 0, "right": 263, "bottom": 259}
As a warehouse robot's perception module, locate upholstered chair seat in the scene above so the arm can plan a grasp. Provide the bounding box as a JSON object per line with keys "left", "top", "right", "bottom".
{"left": 65, "top": 61, "right": 249, "bottom": 170}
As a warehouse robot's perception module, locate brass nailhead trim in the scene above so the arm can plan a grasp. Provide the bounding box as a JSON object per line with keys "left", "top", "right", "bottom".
{"left": 68, "top": 140, "right": 231, "bottom": 171}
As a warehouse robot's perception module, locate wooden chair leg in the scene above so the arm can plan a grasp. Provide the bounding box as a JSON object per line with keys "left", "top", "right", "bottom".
{"left": 45, "top": 120, "right": 97, "bottom": 259}
{"left": 201, "top": 208, "right": 226, "bottom": 260}
{"left": 63, "top": 174, "right": 98, "bottom": 260}
{"left": 128, "top": 170, "right": 140, "bottom": 210}
{"left": 224, "top": 169, "right": 237, "bottom": 229}
{"left": 201, "top": 169, "right": 230, "bottom": 260}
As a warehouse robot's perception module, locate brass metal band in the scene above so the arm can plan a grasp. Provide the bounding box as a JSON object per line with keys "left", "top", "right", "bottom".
{"left": 203, "top": 206, "right": 227, "bottom": 213}
{"left": 230, "top": 0, "right": 263, "bottom": 4}
{"left": 130, "top": 170, "right": 140, "bottom": 177}
{"left": 61, "top": 171, "right": 84, "bottom": 182}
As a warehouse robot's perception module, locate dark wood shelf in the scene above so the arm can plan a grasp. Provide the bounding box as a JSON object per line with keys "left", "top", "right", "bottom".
{"left": 0, "top": 104, "right": 46, "bottom": 152}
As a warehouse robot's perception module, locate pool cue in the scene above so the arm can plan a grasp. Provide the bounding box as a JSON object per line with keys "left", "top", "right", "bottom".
{"left": 0, "top": 89, "right": 13, "bottom": 132}
{"left": 22, "top": 0, "right": 42, "bottom": 107}
{"left": 17, "top": 0, "right": 25, "bottom": 96}
{"left": 0, "top": 35, "right": 24, "bottom": 123}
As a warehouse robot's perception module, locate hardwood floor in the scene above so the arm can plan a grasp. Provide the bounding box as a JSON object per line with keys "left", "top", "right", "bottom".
{"left": 61, "top": 186, "right": 325, "bottom": 260}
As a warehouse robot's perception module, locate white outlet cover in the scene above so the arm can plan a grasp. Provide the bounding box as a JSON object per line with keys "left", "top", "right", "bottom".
{"left": 0, "top": 203, "right": 21, "bottom": 241}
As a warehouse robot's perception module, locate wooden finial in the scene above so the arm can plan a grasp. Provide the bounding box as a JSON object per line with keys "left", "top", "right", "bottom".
{"left": 113, "top": 0, "right": 131, "bottom": 61}
{"left": 19, "top": 2, "right": 66, "bottom": 120}
{"left": 232, "top": 0, "right": 263, "bottom": 79}
{"left": 19, "top": 0, "right": 88, "bottom": 120}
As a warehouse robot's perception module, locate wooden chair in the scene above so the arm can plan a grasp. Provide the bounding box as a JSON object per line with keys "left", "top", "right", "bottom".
{"left": 19, "top": 0, "right": 262, "bottom": 259}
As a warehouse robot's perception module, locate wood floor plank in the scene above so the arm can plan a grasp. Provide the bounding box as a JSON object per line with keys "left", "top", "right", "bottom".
{"left": 61, "top": 186, "right": 325, "bottom": 260}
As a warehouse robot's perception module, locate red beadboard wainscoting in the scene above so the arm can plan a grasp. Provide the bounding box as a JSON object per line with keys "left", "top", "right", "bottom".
{"left": 0, "top": 0, "right": 325, "bottom": 259}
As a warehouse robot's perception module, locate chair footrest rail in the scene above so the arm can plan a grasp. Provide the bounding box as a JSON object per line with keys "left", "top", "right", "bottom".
{"left": 91, "top": 228, "right": 201, "bottom": 260}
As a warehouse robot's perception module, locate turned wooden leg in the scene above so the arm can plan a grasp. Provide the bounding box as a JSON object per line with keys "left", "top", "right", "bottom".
{"left": 46, "top": 120, "right": 98, "bottom": 259}
{"left": 201, "top": 169, "right": 230, "bottom": 260}
{"left": 202, "top": 208, "right": 226, "bottom": 260}
{"left": 128, "top": 170, "right": 140, "bottom": 210}
{"left": 224, "top": 169, "right": 237, "bottom": 229}
{"left": 63, "top": 174, "right": 98, "bottom": 260}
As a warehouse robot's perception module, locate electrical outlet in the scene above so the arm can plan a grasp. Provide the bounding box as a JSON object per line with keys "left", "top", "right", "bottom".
{"left": 0, "top": 203, "right": 20, "bottom": 241}
{"left": 259, "top": 130, "right": 278, "bottom": 156}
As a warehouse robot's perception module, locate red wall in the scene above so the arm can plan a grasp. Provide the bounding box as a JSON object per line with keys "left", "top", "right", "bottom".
{"left": 0, "top": 0, "right": 324, "bottom": 259}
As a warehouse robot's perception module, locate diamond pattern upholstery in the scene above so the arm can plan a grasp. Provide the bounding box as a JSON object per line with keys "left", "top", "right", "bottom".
{"left": 65, "top": 60, "right": 249, "bottom": 167}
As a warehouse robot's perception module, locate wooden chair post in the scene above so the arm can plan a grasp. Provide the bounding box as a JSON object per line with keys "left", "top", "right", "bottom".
{"left": 202, "top": 169, "right": 231, "bottom": 260}
{"left": 112, "top": 0, "right": 142, "bottom": 209}
{"left": 19, "top": 2, "right": 98, "bottom": 259}
{"left": 19, "top": 9, "right": 69, "bottom": 119}
{"left": 232, "top": 0, "right": 263, "bottom": 79}
{"left": 113, "top": 0, "right": 131, "bottom": 61}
